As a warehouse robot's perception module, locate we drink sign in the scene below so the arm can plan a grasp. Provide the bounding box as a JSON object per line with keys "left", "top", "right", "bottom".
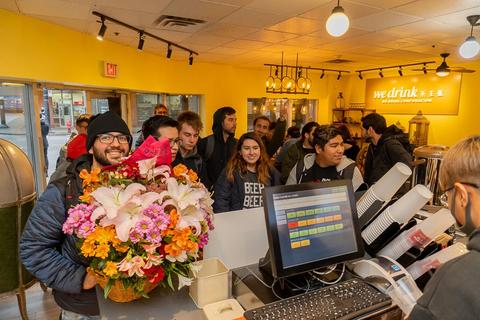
{"left": 365, "top": 74, "right": 462, "bottom": 115}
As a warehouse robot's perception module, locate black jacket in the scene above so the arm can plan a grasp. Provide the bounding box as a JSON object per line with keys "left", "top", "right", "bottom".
{"left": 263, "top": 119, "right": 287, "bottom": 157}
{"left": 197, "top": 109, "right": 237, "bottom": 187}
{"left": 172, "top": 146, "right": 211, "bottom": 189}
{"left": 364, "top": 125, "right": 412, "bottom": 187}
{"left": 410, "top": 229, "right": 480, "bottom": 320}
{"left": 20, "top": 155, "right": 99, "bottom": 316}
{"left": 213, "top": 166, "right": 281, "bottom": 213}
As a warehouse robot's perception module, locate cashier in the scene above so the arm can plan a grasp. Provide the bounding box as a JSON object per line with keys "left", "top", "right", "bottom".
{"left": 410, "top": 135, "right": 480, "bottom": 320}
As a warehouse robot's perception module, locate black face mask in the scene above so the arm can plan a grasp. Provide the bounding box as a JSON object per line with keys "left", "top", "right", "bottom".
{"left": 451, "top": 189, "right": 476, "bottom": 236}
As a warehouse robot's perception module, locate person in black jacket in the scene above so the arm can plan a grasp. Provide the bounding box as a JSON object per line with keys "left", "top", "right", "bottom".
{"left": 361, "top": 113, "right": 412, "bottom": 189}
{"left": 213, "top": 132, "right": 281, "bottom": 213}
{"left": 20, "top": 111, "right": 132, "bottom": 320}
{"left": 410, "top": 135, "right": 480, "bottom": 320}
{"left": 252, "top": 113, "right": 287, "bottom": 158}
{"left": 172, "top": 111, "right": 210, "bottom": 188}
{"left": 142, "top": 115, "right": 180, "bottom": 162}
{"left": 197, "top": 106, "right": 237, "bottom": 188}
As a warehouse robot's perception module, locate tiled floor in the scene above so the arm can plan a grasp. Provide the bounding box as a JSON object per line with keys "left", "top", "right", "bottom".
{"left": 0, "top": 284, "right": 60, "bottom": 320}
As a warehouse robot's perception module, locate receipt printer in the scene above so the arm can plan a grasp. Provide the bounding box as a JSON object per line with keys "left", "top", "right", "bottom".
{"left": 351, "top": 256, "right": 422, "bottom": 316}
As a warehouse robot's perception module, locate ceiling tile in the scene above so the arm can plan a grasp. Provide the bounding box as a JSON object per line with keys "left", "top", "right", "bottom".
{"left": 207, "top": 46, "right": 249, "bottom": 55}
{"left": 18, "top": 0, "right": 91, "bottom": 19}
{"left": 201, "top": 23, "right": 259, "bottom": 38}
{"left": 384, "top": 19, "right": 464, "bottom": 38}
{"left": 432, "top": 6, "right": 480, "bottom": 28}
{"left": 242, "top": 30, "right": 299, "bottom": 42}
{"left": 160, "top": 0, "right": 240, "bottom": 22}
{"left": 0, "top": 0, "right": 20, "bottom": 13}
{"left": 301, "top": 0, "right": 383, "bottom": 21}
{"left": 144, "top": 28, "right": 193, "bottom": 42}
{"left": 394, "top": 0, "right": 480, "bottom": 19}
{"left": 352, "top": 0, "right": 421, "bottom": 10}
{"left": 91, "top": 6, "right": 160, "bottom": 29}
{"left": 30, "top": 14, "right": 90, "bottom": 32}
{"left": 94, "top": 0, "right": 171, "bottom": 15}
{"left": 266, "top": 17, "right": 325, "bottom": 35}
{"left": 308, "top": 27, "right": 369, "bottom": 40}
{"left": 202, "top": 0, "right": 255, "bottom": 6}
{"left": 245, "top": 0, "right": 329, "bottom": 16}
{"left": 219, "top": 8, "right": 287, "bottom": 28}
{"left": 181, "top": 33, "right": 233, "bottom": 46}
{"left": 279, "top": 35, "right": 330, "bottom": 47}
{"left": 351, "top": 10, "right": 422, "bottom": 32}
{"left": 223, "top": 39, "right": 270, "bottom": 49}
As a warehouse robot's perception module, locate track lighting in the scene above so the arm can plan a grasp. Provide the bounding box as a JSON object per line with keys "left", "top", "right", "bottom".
{"left": 96, "top": 17, "right": 107, "bottom": 41}
{"left": 320, "top": 70, "right": 325, "bottom": 79}
{"left": 326, "top": 0, "right": 350, "bottom": 37}
{"left": 422, "top": 64, "right": 427, "bottom": 74}
{"left": 356, "top": 61, "right": 435, "bottom": 78}
{"left": 398, "top": 67, "right": 403, "bottom": 76}
{"left": 92, "top": 11, "right": 198, "bottom": 63}
{"left": 358, "top": 72, "right": 363, "bottom": 80}
{"left": 459, "top": 15, "right": 480, "bottom": 59}
{"left": 137, "top": 31, "right": 145, "bottom": 51}
{"left": 337, "top": 72, "right": 342, "bottom": 80}
{"left": 379, "top": 69, "right": 384, "bottom": 78}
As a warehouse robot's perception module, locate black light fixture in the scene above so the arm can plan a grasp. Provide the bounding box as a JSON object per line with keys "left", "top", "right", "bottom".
{"left": 398, "top": 66, "right": 403, "bottom": 76}
{"left": 92, "top": 11, "right": 198, "bottom": 63}
{"left": 320, "top": 70, "right": 325, "bottom": 79}
{"left": 137, "top": 31, "right": 145, "bottom": 51}
{"left": 436, "top": 53, "right": 450, "bottom": 77}
{"left": 337, "top": 72, "right": 342, "bottom": 80}
{"left": 379, "top": 69, "right": 384, "bottom": 78}
{"left": 422, "top": 64, "right": 427, "bottom": 74}
{"left": 358, "top": 72, "right": 363, "bottom": 80}
{"left": 356, "top": 61, "right": 435, "bottom": 78}
{"left": 96, "top": 17, "right": 107, "bottom": 41}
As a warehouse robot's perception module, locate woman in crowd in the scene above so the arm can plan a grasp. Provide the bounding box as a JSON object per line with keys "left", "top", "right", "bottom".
{"left": 214, "top": 132, "right": 281, "bottom": 213}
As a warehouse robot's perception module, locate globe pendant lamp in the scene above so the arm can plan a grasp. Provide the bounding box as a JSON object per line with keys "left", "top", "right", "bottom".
{"left": 326, "top": 0, "right": 350, "bottom": 37}
{"left": 459, "top": 15, "right": 480, "bottom": 59}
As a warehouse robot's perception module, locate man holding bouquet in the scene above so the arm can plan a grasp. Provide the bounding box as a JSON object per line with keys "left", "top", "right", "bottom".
{"left": 20, "top": 111, "right": 132, "bottom": 320}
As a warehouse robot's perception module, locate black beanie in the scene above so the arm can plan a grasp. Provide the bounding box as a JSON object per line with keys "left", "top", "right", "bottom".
{"left": 86, "top": 111, "right": 132, "bottom": 151}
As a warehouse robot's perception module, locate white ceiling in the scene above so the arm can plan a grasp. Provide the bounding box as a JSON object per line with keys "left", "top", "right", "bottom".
{"left": 2, "top": 0, "right": 480, "bottom": 72}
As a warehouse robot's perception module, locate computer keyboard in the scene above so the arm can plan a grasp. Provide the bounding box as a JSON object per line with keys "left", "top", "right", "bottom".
{"left": 243, "top": 278, "right": 391, "bottom": 320}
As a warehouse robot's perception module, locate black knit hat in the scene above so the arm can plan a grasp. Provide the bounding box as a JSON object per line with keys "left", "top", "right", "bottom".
{"left": 86, "top": 111, "right": 132, "bottom": 151}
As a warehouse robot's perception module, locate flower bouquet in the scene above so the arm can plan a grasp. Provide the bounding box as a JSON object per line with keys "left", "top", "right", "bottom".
{"left": 62, "top": 136, "right": 214, "bottom": 302}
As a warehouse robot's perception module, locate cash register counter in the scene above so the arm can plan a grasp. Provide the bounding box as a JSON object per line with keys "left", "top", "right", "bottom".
{"left": 97, "top": 208, "right": 401, "bottom": 319}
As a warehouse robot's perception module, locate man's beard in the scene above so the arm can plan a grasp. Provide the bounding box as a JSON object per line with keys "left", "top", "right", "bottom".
{"left": 93, "top": 145, "right": 127, "bottom": 166}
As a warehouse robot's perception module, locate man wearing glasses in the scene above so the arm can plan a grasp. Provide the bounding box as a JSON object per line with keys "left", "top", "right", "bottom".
{"left": 141, "top": 115, "right": 180, "bottom": 161}
{"left": 20, "top": 111, "right": 132, "bottom": 320}
{"left": 410, "top": 135, "right": 480, "bottom": 320}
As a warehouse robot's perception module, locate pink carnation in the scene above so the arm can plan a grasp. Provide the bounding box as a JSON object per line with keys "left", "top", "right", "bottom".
{"left": 78, "top": 221, "right": 96, "bottom": 238}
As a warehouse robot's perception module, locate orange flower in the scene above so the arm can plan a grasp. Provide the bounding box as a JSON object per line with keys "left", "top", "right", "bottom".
{"left": 95, "top": 243, "right": 111, "bottom": 259}
{"left": 172, "top": 164, "right": 188, "bottom": 177}
{"left": 79, "top": 168, "right": 101, "bottom": 187}
{"left": 103, "top": 261, "right": 118, "bottom": 277}
{"left": 172, "top": 228, "right": 192, "bottom": 248}
{"left": 81, "top": 241, "right": 96, "bottom": 257}
{"left": 168, "top": 209, "right": 179, "bottom": 228}
{"left": 187, "top": 169, "right": 198, "bottom": 182}
{"left": 165, "top": 243, "right": 182, "bottom": 257}
{"left": 79, "top": 188, "right": 92, "bottom": 203}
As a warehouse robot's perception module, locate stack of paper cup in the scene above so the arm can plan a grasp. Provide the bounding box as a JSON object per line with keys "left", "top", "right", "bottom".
{"left": 406, "top": 243, "right": 468, "bottom": 280}
{"left": 362, "top": 184, "right": 432, "bottom": 245}
{"left": 378, "top": 208, "right": 455, "bottom": 259}
{"left": 357, "top": 163, "right": 412, "bottom": 218}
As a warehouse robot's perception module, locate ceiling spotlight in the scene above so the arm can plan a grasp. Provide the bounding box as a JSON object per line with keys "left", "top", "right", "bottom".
{"left": 337, "top": 72, "right": 342, "bottom": 80}
{"left": 326, "top": 0, "right": 350, "bottom": 37}
{"left": 320, "top": 70, "right": 325, "bottom": 79}
{"left": 189, "top": 52, "right": 193, "bottom": 65}
{"left": 422, "top": 64, "right": 427, "bottom": 74}
{"left": 398, "top": 66, "right": 403, "bottom": 76}
{"left": 137, "top": 31, "right": 145, "bottom": 51}
{"left": 358, "top": 72, "right": 363, "bottom": 80}
{"left": 379, "top": 69, "right": 384, "bottom": 78}
{"left": 436, "top": 53, "right": 450, "bottom": 77}
{"left": 96, "top": 17, "right": 107, "bottom": 41}
{"left": 459, "top": 15, "right": 480, "bottom": 59}
{"left": 166, "top": 43, "right": 172, "bottom": 59}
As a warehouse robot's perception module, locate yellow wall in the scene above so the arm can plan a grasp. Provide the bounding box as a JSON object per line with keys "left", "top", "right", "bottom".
{"left": 344, "top": 66, "right": 480, "bottom": 146}
{"left": 0, "top": 9, "right": 341, "bottom": 136}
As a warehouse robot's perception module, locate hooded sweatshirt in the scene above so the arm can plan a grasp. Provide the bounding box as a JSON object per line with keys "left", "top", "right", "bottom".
{"left": 197, "top": 108, "right": 237, "bottom": 186}
{"left": 364, "top": 125, "right": 412, "bottom": 188}
{"left": 410, "top": 229, "right": 480, "bottom": 320}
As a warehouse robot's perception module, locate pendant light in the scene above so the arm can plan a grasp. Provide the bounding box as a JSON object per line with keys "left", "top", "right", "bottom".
{"left": 436, "top": 53, "right": 450, "bottom": 77}
{"left": 326, "top": 0, "right": 350, "bottom": 37}
{"left": 459, "top": 15, "right": 480, "bottom": 59}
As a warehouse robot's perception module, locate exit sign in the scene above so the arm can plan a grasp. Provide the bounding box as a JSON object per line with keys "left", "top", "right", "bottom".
{"left": 103, "top": 62, "right": 118, "bottom": 78}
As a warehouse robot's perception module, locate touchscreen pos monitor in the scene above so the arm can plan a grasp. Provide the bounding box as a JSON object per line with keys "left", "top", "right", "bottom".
{"left": 263, "top": 180, "right": 364, "bottom": 279}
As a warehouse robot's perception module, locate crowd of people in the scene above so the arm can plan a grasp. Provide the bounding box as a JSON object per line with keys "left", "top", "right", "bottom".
{"left": 18, "top": 102, "right": 480, "bottom": 320}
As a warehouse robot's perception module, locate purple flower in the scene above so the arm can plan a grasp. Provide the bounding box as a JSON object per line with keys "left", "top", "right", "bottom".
{"left": 78, "top": 221, "right": 96, "bottom": 238}
{"left": 130, "top": 230, "right": 142, "bottom": 243}
{"left": 135, "top": 219, "right": 154, "bottom": 235}
{"left": 142, "top": 204, "right": 165, "bottom": 219}
{"left": 198, "top": 233, "right": 209, "bottom": 249}
{"left": 146, "top": 228, "right": 162, "bottom": 244}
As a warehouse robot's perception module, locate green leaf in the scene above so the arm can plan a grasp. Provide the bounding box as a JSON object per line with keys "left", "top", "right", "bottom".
{"left": 167, "top": 273, "right": 174, "bottom": 290}
{"left": 104, "top": 278, "right": 114, "bottom": 299}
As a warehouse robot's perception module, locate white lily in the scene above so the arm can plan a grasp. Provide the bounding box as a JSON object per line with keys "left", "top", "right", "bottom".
{"left": 160, "top": 177, "right": 205, "bottom": 211}
{"left": 137, "top": 158, "right": 171, "bottom": 181}
{"left": 177, "top": 206, "right": 204, "bottom": 236}
{"left": 177, "top": 274, "right": 193, "bottom": 290}
{"left": 91, "top": 183, "right": 146, "bottom": 220}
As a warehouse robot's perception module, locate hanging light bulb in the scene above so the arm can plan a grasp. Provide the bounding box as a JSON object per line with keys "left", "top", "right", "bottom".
{"left": 326, "top": 0, "right": 350, "bottom": 37}
{"left": 459, "top": 15, "right": 480, "bottom": 59}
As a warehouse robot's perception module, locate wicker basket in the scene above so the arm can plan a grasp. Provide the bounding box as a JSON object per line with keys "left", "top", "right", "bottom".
{"left": 93, "top": 271, "right": 158, "bottom": 303}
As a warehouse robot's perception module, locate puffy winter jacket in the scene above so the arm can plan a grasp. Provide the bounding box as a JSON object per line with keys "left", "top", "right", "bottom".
{"left": 213, "top": 166, "right": 281, "bottom": 213}
{"left": 20, "top": 155, "right": 99, "bottom": 316}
